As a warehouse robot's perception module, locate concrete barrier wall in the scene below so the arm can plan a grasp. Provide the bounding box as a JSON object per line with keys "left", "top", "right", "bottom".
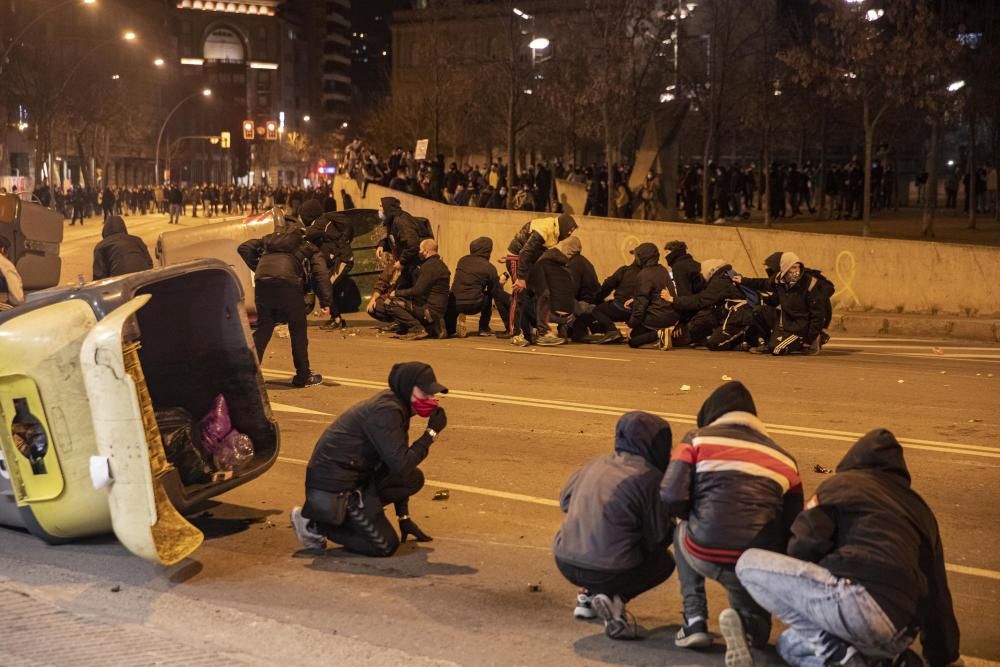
{"left": 335, "top": 177, "right": 1000, "bottom": 317}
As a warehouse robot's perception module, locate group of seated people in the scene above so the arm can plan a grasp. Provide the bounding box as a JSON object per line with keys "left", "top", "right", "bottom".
{"left": 554, "top": 380, "right": 960, "bottom": 667}
{"left": 366, "top": 200, "right": 836, "bottom": 356}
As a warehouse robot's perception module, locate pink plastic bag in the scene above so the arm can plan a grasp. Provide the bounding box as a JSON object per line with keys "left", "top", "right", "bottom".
{"left": 199, "top": 394, "right": 233, "bottom": 450}
{"left": 212, "top": 431, "right": 254, "bottom": 471}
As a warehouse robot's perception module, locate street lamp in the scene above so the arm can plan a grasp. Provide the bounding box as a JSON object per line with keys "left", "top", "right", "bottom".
{"left": 123, "top": 31, "right": 137, "bottom": 41}
{"left": 303, "top": 115, "right": 311, "bottom": 122}
{"left": 155, "top": 89, "right": 213, "bottom": 186}
{"left": 154, "top": 57, "right": 165, "bottom": 67}
{"left": 528, "top": 37, "right": 550, "bottom": 50}
{"left": 947, "top": 80, "right": 966, "bottom": 92}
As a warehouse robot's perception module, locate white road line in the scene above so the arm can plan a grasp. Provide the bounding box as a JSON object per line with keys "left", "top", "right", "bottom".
{"left": 828, "top": 343, "right": 1000, "bottom": 352}
{"left": 857, "top": 352, "right": 1000, "bottom": 363}
{"left": 474, "top": 347, "right": 630, "bottom": 362}
{"left": 261, "top": 369, "right": 1000, "bottom": 459}
{"left": 275, "top": 456, "right": 1000, "bottom": 583}
{"left": 270, "top": 402, "right": 331, "bottom": 416}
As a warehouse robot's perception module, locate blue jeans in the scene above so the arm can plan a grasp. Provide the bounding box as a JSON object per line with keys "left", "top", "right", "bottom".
{"left": 674, "top": 522, "right": 772, "bottom": 646}
{"left": 736, "top": 549, "right": 915, "bottom": 667}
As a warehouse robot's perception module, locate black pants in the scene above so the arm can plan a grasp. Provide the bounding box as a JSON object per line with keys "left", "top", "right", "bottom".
{"left": 555, "top": 546, "right": 675, "bottom": 603}
{"left": 445, "top": 295, "right": 492, "bottom": 336}
{"left": 253, "top": 281, "right": 310, "bottom": 379}
{"left": 628, "top": 310, "right": 681, "bottom": 348}
{"left": 309, "top": 468, "right": 425, "bottom": 557}
{"left": 327, "top": 258, "right": 354, "bottom": 320}
{"left": 387, "top": 298, "right": 442, "bottom": 337}
{"left": 593, "top": 301, "right": 629, "bottom": 334}
{"left": 71, "top": 206, "right": 85, "bottom": 225}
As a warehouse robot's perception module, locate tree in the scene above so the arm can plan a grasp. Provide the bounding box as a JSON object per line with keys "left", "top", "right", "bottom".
{"left": 781, "top": 0, "right": 949, "bottom": 235}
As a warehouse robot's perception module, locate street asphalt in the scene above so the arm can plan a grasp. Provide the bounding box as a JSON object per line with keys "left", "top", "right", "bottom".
{"left": 0, "top": 213, "right": 997, "bottom": 666}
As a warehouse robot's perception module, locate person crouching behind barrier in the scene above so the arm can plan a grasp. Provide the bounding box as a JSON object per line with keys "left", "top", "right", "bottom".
{"left": 553, "top": 412, "right": 675, "bottom": 640}
{"left": 290, "top": 362, "right": 448, "bottom": 557}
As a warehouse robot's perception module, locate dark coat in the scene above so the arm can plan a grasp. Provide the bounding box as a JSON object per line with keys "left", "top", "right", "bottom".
{"left": 307, "top": 213, "right": 355, "bottom": 266}
{"left": 506, "top": 214, "right": 577, "bottom": 280}
{"left": 788, "top": 429, "right": 960, "bottom": 667}
{"left": 396, "top": 254, "right": 451, "bottom": 316}
{"left": 596, "top": 261, "right": 642, "bottom": 305}
{"left": 671, "top": 263, "right": 742, "bottom": 316}
{"left": 627, "top": 243, "right": 673, "bottom": 329}
{"left": 666, "top": 247, "right": 704, "bottom": 297}
{"left": 380, "top": 196, "right": 422, "bottom": 268}
{"left": 238, "top": 230, "right": 333, "bottom": 308}
{"left": 529, "top": 247, "right": 575, "bottom": 314}
{"left": 92, "top": 216, "right": 153, "bottom": 280}
{"left": 451, "top": 237, "right": 499, "bottom": 305}
{"left": 568, "top": 253, "right": 601, "bottom": 303}
{"left": 305, "top": 362, "right": 434, "bottom": 493}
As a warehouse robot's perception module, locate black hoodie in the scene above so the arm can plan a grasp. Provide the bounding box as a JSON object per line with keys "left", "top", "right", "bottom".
{"left": 628, "top": 243, "right": 675, "bottom": 329}
{"left": 507, "top": 214, "right": 577, "bottom": 280}
{"left": 451, "top": 237, "right": 500, "bottom": 305}
{"left": 788, "top": 429, "right": 960, "bottom": 666}
{"left": 306, "top": 362, "right": 435, "bottom": 493}
{"left": 596, "top": 257, "right": 642, "bottom": 306}
{"left": 380, "top": 196, "right": 422, "bottom": 267}
{"left": 666, "top": 245, "right": 704, "bottom": 297}
{"left": 92, "top": 215, "right": 153, "bottom": 280}
{"left": 554, "top": 412, "right": 673, "bottom": 571}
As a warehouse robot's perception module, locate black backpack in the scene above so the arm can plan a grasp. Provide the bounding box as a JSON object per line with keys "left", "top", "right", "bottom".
{"left": 414, "top": 216, "right": 434, "bottom": 240}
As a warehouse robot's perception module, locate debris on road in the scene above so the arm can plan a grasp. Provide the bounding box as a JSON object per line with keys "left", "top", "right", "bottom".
{"left": 814, "top": 464, "right": 834, "bottom": 474}
{"left": 527, "top": 583, "right": 542, "bottom": 593}
{"left": 721, "top": 374, "right": 733, "bottom": 381}
{"left": 432, "top": 490, "right": 450, "bottom": 501}
{"left": 680, "top": 384, "right": 691, "bottom": 391}
{"left": 897, "top": 379, "right": 905, "bottom": 384}
{"left": 110, "top": 585, "right": 121, "bottom": 593}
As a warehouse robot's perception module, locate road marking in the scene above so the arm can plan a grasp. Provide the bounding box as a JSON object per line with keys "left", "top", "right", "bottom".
{"left": 474, "top": 347, "right": 630, "bottom": 362}
{"left": 856, "top": 352, "right": 1000, "bottom": 364}
{"left": 275, "top": 456, "right": 1000, "bottom": 583}
{"left": 828, "top": 343, "right": 1000, "bottom": 352}
{"left": 262, "top": 369, "right": 1000, "bottom": 459}
{"left": 270, "top": 402, "right": 331, "bottom": 416}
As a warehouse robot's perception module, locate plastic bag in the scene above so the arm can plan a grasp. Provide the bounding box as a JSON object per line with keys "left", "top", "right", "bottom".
{"left": 199, "top": 395, "right": 233, "bottom": 449}
{"left": 211, "top": 431, "right": 254, "bottom": 471}
{"left": 157, "top": 408, "right": 213, "bottom": 485}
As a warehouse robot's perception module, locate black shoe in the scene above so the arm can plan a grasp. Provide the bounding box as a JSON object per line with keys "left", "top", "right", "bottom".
{"left": 593, "top": 332, "right": 623, "bottom": 345}
{"left": 675, "top": 617, "right": 712, "bottom": 649}
{"left": 476, "top": 329, "right": 493, "bottom": 337}
{"left": 495, "top": 331, "right": 515, "bottom": 340}
{"left": 291, "top": 372, "right": 323, "bottom": 388}
{"left": 820, "top": 331, "right": 831, "bottom": 346}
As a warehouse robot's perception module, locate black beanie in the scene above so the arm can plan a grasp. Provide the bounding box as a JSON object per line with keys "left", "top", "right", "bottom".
{"left": 696, "top": 381, "right": 757, "bottom": 427}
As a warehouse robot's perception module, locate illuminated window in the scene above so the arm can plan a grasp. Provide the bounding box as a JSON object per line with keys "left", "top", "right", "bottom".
{"left": 204, "top": 27, "right": 245, "bottom": 61}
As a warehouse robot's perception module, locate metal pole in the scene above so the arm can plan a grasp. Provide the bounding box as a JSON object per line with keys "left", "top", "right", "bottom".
{"left": 155, "top": 93, "right": 200, "bottom": 186}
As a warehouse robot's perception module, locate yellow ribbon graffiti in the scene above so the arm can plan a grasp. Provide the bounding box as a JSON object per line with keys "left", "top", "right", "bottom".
{"left": 620, "top": 235, "right": 640, "bottom": 263}
{"left": 832, "top": 250, "right": 861, "bottom": 308}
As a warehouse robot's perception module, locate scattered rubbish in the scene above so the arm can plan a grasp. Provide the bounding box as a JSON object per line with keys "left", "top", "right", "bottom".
{"left": 157, "top": 408, "right": 213, "bottom": 485}
{"left": 896, "top": 380, "right": 905, "bottom": 384}
{"left": 813, "top": 464, "right": 834, "bottom": 474}
{"left": 721, "top": 374, "right": 733, "bottom": 381}
{"left": 528, "top": 583, "right": 543, "bottom": 593}
{"left": 200, "top": 395, "right": 255, "bottom": 471}
{"left": 432, "top": 489, "right": 450, "bottom": 501}
{"left": 211, "top": 470, "right": 234, "bottom": 482}
{"left": 680, "top": 384, "right": 691, "bottom": 392}
{"left": 989, "top": 374, "right": 994, "bottom": 378}
{"left": 969, "top": 419, "right": 983, "bottom": 423}
{"left": 940, "top": 371, "right": 947, "bottom": 375}
{"left": 110, "top": 585, "right": 121, "bottom": 593}
{"left": 932, "top": 347, "right": 944, "bottom": 355}
{"left": 276, "top": 324, "right": 289, "bottom": 339}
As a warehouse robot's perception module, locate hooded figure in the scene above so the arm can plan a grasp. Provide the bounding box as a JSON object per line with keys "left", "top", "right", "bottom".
{"left": 661, "top": 381, "right": 802, "bottom": 650}
{"left": 591, "top": 247, "right": 644, "bottom": 341}
{"left": 627, "top": 243, "right": 680, "bottom": 348}
{"left": 554, "top": 411, "right": 675, "bottom": 637}
{"left": 92, "top": 215, "right": 153, "bottom": 280}
{"left": 379, "top": 196, "right": 424, "bottom": 284}
{"left": 296, "top": 362, "right": 448, "bottom": 557}
{"left": 446, "top": 236, "right": 504, "bottom": 336}
{"left": 736, "top": 429, "right": 960, "bottom": 667}
{"left": 562, "top": 236, "right": 600, "bottom": 305}
{"left": 298, "top": 198, "right": 324, "bottom": 226}
{"left": 668, "top": 258, "right": 745, "bottom": 346}
{"left": 506, "top": 214, "right": 578, "bottom": 281}
{"left": 665, "top": 241, "right": 704, "bottom": 297}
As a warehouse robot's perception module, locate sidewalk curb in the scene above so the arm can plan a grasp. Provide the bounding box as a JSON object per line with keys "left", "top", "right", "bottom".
{"left": 833, "top": 313, "right": 999, "bottom": 343}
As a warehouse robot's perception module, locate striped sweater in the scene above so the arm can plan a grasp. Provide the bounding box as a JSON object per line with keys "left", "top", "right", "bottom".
{"left": 660, "top": 411, "right": 803, "bottom": 565}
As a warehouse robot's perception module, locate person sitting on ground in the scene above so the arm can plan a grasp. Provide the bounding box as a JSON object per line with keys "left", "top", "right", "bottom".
{"left": 291, "top": 362, "right": 448, "bottom": 557}
{"left": 627, "top": 243, "right": 681, "bottom": 350}
{"left": 737, "top": 252, "right": 834, "bottom": 356}
{"left": 661, "top": 258, "right": 743, "bottom": 347}
{"left": 660, "top": 381, "right": 802, "bottom": 663}
{"left": 445, "top": 237, "right": 508, "bottom": 338}
{"left": 554, "top": 411, "right": 675, "bottom": 640}
{"left": 386, "top": 239, "right": 451, "bottom": 340}
{"left": 92, "top": 215, "right": 153, "bottom": 281}
{"left": 525, "top": 236, "right": 590, "bottom": 347}
{"left": 0, "top": 236, "right": 25, "bottom": 311}
{"left": 664, "top": 240, "right": 704, "bottom": 298}
{"left": 590, "top": 250, "right": 643, "bottom": 345}
{"left": 366, "top": 261, "right": 400, "bottom": 329}
{"left": 563, "top": 236, "right": 602, "bottom": 342}
{"left": 735, "top": 429, "right": 960, "bottom": 667}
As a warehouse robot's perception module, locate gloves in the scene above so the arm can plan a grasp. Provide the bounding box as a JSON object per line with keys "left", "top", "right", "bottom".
{"left": 427, "top": 406, "right": 447, "bottom": 434}
{"left": 399, "top": 517, "right": 433, "bottom": 543}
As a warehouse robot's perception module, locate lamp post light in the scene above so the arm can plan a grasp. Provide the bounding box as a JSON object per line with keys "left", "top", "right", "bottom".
{"left": 155, "top": 89, "right": 212, "bottom": 186}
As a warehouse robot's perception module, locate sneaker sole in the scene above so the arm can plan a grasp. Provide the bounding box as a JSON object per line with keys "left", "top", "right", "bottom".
{"left": 574, "top": 607, "right": 598, "bottom": 620}
{"left": 675, "top": 631, "right": 713, "bottom": 649}
{"left": 719, "top": 609, "right": 754, "bottom": 667}
{"left": 590, "top": 596, "right": 637, "bottom": 640}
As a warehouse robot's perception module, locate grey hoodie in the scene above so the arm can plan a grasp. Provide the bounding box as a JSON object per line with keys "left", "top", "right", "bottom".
{"left": 554, "top": 412, "right": 673, "bottom": 571}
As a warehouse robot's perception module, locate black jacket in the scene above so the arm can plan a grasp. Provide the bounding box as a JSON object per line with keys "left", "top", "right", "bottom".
{"left": 666, "top": 248, "right": 704, "bottom": 297}
{"left": 529, "top": 247, "right": 576, "bottom": 314}
{"left": 660, "top": 382, "right": 803, "bottom": 565}
{"left": 380, "top": 196, "right": 422, "bottom": 268}
{"left": 92, "top": 216, "right": 153, "bottom": 280}
{"left": 396, "top": 254, "right": 451, "bottom": 316}
{"left": 775, "top": 268, "right": 832, "bottom": 342}
{"left": 568, "top": 253, "right": 601, "bottom": 303}
{"left": 596, "top": 261, "right": 641, "bottom": 306}
{"left": 306, "top": 362, "right": 434, "bottom": 493}
{"left": 451, "top": 237, "right": 499, "bottom": 305}
{"left": 627, "top": 243, "right": 674, "bottom": 329}
{"left": 554, "top": 412, "right": 673, "bottom": 571}
{"left": 307, "top": 212, "right": 354, "bottom": 266}
{"left": 672, "top": 263, "right": 742, "bottom": 316}
{"left": 506, "top": 214, "right": 577, "bottom": 280}
{"left": 788, "top": 429, "right": 960, "bottom": 666}
{"left": 238, "top": 230, "right": 333, "bottom": 308}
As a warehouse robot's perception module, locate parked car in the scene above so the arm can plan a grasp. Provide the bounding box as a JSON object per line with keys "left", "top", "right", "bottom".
{"left": 156, "top": 206, "right": 384, "bottom": 317}
{"left": 0, "top": 259, "right": 278, "bottom": 564}
{"left": 0, "top": 192, "right": 63, "bottom": 290}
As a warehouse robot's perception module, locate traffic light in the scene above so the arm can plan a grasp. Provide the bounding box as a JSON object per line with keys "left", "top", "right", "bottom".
{"left": 242, "top": 120, "right": 254, "bottom": 140}
{"left": 265, "top": 120, "right": 278, "bottom": 141}
{"left": 220, "top": 131, "right": 231, "bottom": 149}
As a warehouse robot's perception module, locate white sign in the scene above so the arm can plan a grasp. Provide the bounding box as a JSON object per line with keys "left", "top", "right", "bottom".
{"left": 414, "top": 138, "right": 429, "bottom": 161}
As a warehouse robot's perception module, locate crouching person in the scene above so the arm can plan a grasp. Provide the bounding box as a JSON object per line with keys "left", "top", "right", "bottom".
{"left": 661, "top": 381, "right": 803, "bottom": 665}
{"left": 386, "top": 239, "right": 451, "bottom": 340}
{"left": 553, "top": 412, "right": 676, "bottom": 640}
{"left": 736, "top": 429, "right": 960, "bottom": 667}
{"left": 291, "top": 362, "right": 448, "bottom": 557}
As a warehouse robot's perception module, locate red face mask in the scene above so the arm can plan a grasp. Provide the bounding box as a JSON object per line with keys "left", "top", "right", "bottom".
{"left": 411, "top": 396, "right": 439, "bottom": 418}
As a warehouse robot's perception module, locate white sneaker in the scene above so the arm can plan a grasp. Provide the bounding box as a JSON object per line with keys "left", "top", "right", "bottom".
{"left": 719, "top": 608, "right": 754, "bottom": 667}
{"left": 591, "top": 593, "right": 638, "bottom": 640}
{"left": 574, "top": 591, "right": 597, "bottom": 619}
{"left": 290, "top": 506, "right": 326, "bottom": 551}
{"left": 657, "top": 326, "right": 675, "bottom": 351}
{"left": 456, "top": 313, "right": 468, "bottom": 338}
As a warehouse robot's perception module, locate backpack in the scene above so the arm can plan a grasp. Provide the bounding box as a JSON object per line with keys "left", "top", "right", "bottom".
{"left": 413, "top": 216, "right": 434, "bottom": 240}
{"left": 725, "top": 269, "right": 762, "bottom": 307}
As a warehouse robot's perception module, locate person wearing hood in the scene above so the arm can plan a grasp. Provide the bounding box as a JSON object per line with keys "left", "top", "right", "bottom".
{"left": 590, "top": 250, "right": 644, "bottom": 344}
{"left": 563, "top": 236, "right": 602, "bottom": 341}
{"left": 737, "top": 251, "right": 834, "bottom": 355}
{"left": 445, "top": 236, "right": 507, "bottom": 337}
{"left": 660, "top": 382, "right": 802, "bottom": 662}
{"left": 503, "top": 214, "right": 578, "bottom": 343}
{"left": 92, "top": 215, "right": 153, "bottom": 281}
{"left": 627, "top": 243, "right": 680, "bottom": 350}
{"left": 238, "top": 226, "right": 332, "bottom": 387}
{"left": 291, "top": 362, "right": 449, "bottom": 557}
{"left": 524, "top": 236, "right": 589, "bottom": 346}
{"left": 661, "top": 258, "right": 743, "bottom": 347}
{"left": 664, "top": 241, "right": 704, "bottom": 298}
{"left": 306, "top": 204, "right": 356, "bottom": 331}
{"left": 386, "top": 239, "right": 451, "bottom": 340}
{"left": 554, "top": 412, "right": 675, "bottom": 640}
{"left": 377, "top": 196, "right": 427, "bottom": 291}
{"left": 736, "top": 430, "right": 960, "bottom": 667}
